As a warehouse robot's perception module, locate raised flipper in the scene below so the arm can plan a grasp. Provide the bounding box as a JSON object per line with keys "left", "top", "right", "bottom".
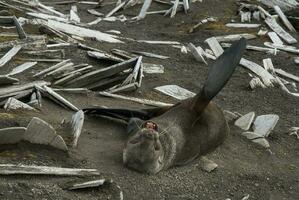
{"left": 192, "top": 38, "right": 246, "bottom": 113}
{"left": 83, "top": 105, "right": 173, "bottom": 122}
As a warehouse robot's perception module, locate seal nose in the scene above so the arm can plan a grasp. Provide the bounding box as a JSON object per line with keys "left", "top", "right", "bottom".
{"left": 142, "top": 130, "right": 159, "bottom": 140}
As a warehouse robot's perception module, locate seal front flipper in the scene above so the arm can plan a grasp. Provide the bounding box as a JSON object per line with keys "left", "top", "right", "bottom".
{"left": 83, "top": 106, "right": 172, "bottom": 122}
{"left": 192, "top": 38, "right": 247, "bottom": 113}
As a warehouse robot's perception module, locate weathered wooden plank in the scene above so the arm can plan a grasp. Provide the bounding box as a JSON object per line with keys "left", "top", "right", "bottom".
{"left": 70, "top": 110, "right": 84, "bottom": 148}
{"left": 106, "top": 1, "right": 126, "bottom": 18}
{"left": 43, "top": 20, "right": 123, "bottom": 43}
{"left": 205, "top": 37, "right": 224, "bottom": 57}
{"left": 0, "top": 75, "right": 19, "bottom": 85}
{"left": 40, "top": 86, "right": 79, "bottom": 111}
{"left": 8, "top": 62, "right": 37, "bottom": 76}
{"left": 87, "top": 51, "right": 124, "bottom": 62}
{"left": 137, "top": 0, "right": 152, "bottom": 20}
{"left": 267, "top": 31, "right": 284, "bottom": 45}
{"left": 215, "top": 33, "right": 256, "bottom": 42}
{"left": 34, "top": 59, "right": 71, "bottom": 77}
{"left": 265, "top": 17, "right": 297, "bottom": 44}
{"left": 0, "top": 164, "right": 99, "bottom": 176}
{"left": 66, "top": 57, "right": 139, "bottom": 88}
{"left": 0, "top": 81, "right": 49, "bottom": 97}
{"left": 99, "top": 91, "right": 174, "bottom": 107}
{"left": 275, "top": 68, "right": 299, "bottom": 82}
{"left": 187, "top": 43, "right": 207, "bottom": 64}
{"left": 240, "top": 58, "right": 276, "bottom": 86}
{"left": 264, "top": 42, "right": 299, "bottom": 54}
{"left": 225, "top": 23, "right": 261, "bottom": 28}
{"left": 274, "top": 5, "right": 296, "bottom": 32}
{"left": 0, "top": 45, "right": 22, "bottom": 68}
{"left": 155, "top": 85, "right": 195, "bottom": 100}
{"left": 70, "top": 5, "right": 80, "bottom": 23}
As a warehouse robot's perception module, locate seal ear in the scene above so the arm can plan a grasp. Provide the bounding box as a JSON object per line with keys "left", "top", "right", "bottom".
{"left": 192, "top": 38, "right": 247, "bottom": 113}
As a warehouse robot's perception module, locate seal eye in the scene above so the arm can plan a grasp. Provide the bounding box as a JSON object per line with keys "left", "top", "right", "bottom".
{"left": 143, "top": 121, "right": 158, "bottom": 131}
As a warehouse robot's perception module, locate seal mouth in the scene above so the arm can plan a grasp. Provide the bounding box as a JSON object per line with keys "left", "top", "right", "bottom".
{"left": 142, "top": 121, "right": 158, "bottom": 131}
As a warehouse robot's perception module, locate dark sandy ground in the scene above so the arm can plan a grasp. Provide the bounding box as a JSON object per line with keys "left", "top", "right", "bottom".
{"left": 0, "top": 0, "right": 298, "bottom": 199}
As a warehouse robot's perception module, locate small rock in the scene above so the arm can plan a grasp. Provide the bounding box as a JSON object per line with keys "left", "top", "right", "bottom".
{"left": 234, "top": 112, "right": 255, "bottom": 130}
{"left": 200, "top": 156, "right": 218, "bottom": 172}
{"left": 0, "top": 127, "right": 26, "bottom": 144}
{"left": 252, "top": 138, "right": 270, "bottom": 148}
{"left": 253, "top": 114, "right": 279, "bottom": 137}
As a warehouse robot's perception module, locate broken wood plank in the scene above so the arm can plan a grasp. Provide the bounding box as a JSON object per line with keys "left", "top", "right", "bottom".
{"left": 265, "top": 17, "right": 297, "bottom": 44}
{"left": 70, "top": 5, "right": 80, "bottom": 23}
{"left": 137, "top": 40, "right": 180, "bottom": 45}
{"left": 221, "top": 43, "right": 278, "bottom": 55}
{"left": 43, "top": 20, "right": 123, "bottom": 43}
{"left": 225, "top": 23, "right": 261, "bottom": 28}
{"left": 0, "top": 127, "right": 26, "bottom": 144}
{"left": 275, "top": 77, "right": 299, "bottom": 97}
{"left": 267, "top": 31, "right": 284, "bottom": 45}
{"left": 70, "top": 110, "right": 84, "bottom": 148}
{"left": 264, "top": 42, "right": 299, "bottom": 54}
{"left": 187, "top": 43, "right": 207, "bottom": 64}
{"left": 8, "top": 62, "right": 37, "bottom": 76}
{"left": 24, "top": 117, "right": 67, "bottom": 151}
{"left": 4, "top": 97, "right": 35, "bottom": 111}
{"left": 205, "top": 37, "right": 224, "bottom": 58}
{"left": 87, "top": 9, "right": 103, "bottom": 17}
{"left": 65, "top": 57, "right": 139, "bottom": 88}
{"left": 137, "top": 0, "right": 152, "bottom": 20}
{"left": 0, "top": 45, "right": 22, "bottom": 68}
{"left": 12, "top": 16, "right": 27, "bottom": 39}
{"left": 215, "top": 33, "right": 256, "bottom": 42}
{"left": 26, "top": 12, "right": 69, "bottom": 23}
{"left": 274, "top": 5, "right": 296, "bottom": 32}
{"left": 67, "top": 179, "right": 106, "bottom": 190}
{"left": 275, "top": 68, "right": 299, "bottom": 82}
{"left": 170, "top": 0, "right": 180, "bottom": 18}
{"left": 240, "top": 58, "right": 276, "bottom": 86}
{"left": 0, "top": 164, "right": 99, "bottom": 176}
{"left": 39, "top": 86, "right": 79, "bottom": 111}
{"left": 263, "top": 58, "right": 275, "bottom": 73}
{"left": 249, "top": 76, "right": 267, "bottom": 89}
{"left": 34, "top": 59, "right": 71, "bottom": 77}
{"left": 155, "top": 85, "right": 195, "bottom": 100}
{"left": 143, "top": 63, "right": 164, "bottom": 74}
{"left": 99, "top": 91, "right": 174, "bottom": 107}
{"left": 87, "top": 51, "right": 124, "bottom": 62}
{"left": 0, "top": 81, "right": 49, "bottom": 97}
{"left": 106, "top": 1, "right": 126, "bottom": 18}
{"left": 0, "top": 75, "right": 19, "bottom": 85}
{"left": 131, "top": 51, "right": 169, "bottom": 59}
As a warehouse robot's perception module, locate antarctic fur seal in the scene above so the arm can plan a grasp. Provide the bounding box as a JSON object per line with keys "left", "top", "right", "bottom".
{"left": 84, "top": 38, "right": 246, "bottom": 174}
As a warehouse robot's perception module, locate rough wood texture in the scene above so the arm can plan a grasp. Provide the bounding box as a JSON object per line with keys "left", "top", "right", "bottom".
{"left": 0, "top": 45, "right": 22, "bottom": 68}
{"left": 0, "top": 164, "right": 100, "bottom": 176}
{"left": 265, "top": 17, "right": 297, "bottom": 44}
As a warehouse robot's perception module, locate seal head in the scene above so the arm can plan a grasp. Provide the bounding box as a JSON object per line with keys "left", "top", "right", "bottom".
{"left": 123, "top": 121, "right": 164, "bottom": 174}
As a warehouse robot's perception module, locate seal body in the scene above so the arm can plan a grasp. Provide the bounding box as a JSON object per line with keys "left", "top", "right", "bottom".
{"left": 84, "top": 38, "right": 246, "bottom": 174}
